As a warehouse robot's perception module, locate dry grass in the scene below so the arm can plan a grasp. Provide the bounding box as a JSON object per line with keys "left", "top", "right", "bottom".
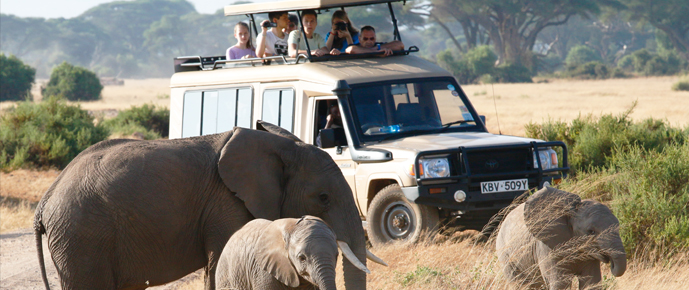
{"left": 0, "top": 78, "right": 171, "bottom": 112}
{"left": 0, "top": 169, "right": 60, "bottom": 202}
{"left": 465, "top": 76, "right": 689, "bottom": 136}
{"left": 0, "top": 196, "right": 37, "bottom": 234}
{"left": 170, "top": 234, "right": 689, "bottom": 289}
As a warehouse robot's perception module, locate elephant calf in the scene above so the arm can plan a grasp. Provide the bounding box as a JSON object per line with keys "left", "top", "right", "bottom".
{"left": 216, "top": 216, "right": 365, "bottom": 290}
{"left": 496, "top": 187, "right": 627, "bottom": 290}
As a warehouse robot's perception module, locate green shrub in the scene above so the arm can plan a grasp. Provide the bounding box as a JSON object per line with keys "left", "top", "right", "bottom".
{"left": 42, "top": 62, "right": 103, "bottom": 101}
{"left": 437, "top": 46, "right": 531, "bottom": 83}
{"left": 0, "top": 54, "right": 35, "bottom": 102}
{"left": 0, "top": 97, "right": 109, "bottom": 170}
{"left": 464, "top": 45, "right": 498, "bottom": 78}
{"left": 525, "top": 102, "right": 687, "bottom": 173}
{"left": 617, "top": 49, "right": 686, "bottom": 76}
{"left": 672, "top": 79, "right": 689, "bottom": 91}
{"left": 101, "top": 104, "right": 170, "bottom": 139}
{"left": 565, "top": 45, "right": 602, "bottom": 67}
{"left": 564, "top": 61, "right": 615, "bottom": 79}
{"left": 493, "top": 63, "right": 533, "bottom": 83}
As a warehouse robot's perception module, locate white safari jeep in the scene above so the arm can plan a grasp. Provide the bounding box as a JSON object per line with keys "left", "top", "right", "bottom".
{"left": 169, "top": 0, "right": 569, "bottom": 247}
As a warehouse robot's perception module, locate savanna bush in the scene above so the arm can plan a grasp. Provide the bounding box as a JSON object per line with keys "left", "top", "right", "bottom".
{"left": 42, "top": 62, "right": 103, "bottom": 101}
{"left": 672, "top": 79, "right": 689, "bottom": 91}
{"left": 525, "top": 102, "right": 687, "bottom": 173}
{"left": 437, "top": 46, "right": 532, "bottom": 84}
{"left": 0, "top": 53, "right": 35, "bottom": 101}
{"left": 617, "top": 49, "right": 687, "bottom": 76}
{"left": 0, "top": 97, "right": 109, "bottom": 170}
{"left": 101, "top": 104, "right": 170, "bottom": 139}
{"left": 565, "top": 45, "right": 602, "bottom": 67}
{"left": 563, "top": 61, "right": 625, "bottom": 79}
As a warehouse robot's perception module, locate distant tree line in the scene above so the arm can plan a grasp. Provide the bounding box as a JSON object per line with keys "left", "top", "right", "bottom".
{"left": 1, "top": 0, "right": 687, "bottom": 81}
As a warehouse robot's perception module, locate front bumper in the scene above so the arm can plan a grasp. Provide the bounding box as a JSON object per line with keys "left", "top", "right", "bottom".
{"left": 405, "top": 141, "right": 569, "bottom": 214}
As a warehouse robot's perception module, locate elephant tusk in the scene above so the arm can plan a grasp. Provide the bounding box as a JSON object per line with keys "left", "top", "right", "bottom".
{"left": 337, "top": 240, "right": 371, "bottom": 274}
{"left": 366, "top": 249, "right": 388, "bottom": 266}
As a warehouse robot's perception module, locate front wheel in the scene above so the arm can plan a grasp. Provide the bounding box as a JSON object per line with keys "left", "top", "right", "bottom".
{"left": 367, "top": 184, "right": 439, "bottom": 248}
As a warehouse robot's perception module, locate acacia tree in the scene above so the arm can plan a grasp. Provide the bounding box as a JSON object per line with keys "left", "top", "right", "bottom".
{"left": 424, "top": 0, "right": 622, "bottom": 66}
{"left": 620, "top": 0, "right": 689, "bottom": 61}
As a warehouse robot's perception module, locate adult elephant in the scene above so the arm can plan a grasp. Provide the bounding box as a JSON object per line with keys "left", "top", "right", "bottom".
{"left": 34, "top": 121, "right": 381, "bottom": 290}
{"left": 496, "top": 187, "right": 627, "bottom": 289}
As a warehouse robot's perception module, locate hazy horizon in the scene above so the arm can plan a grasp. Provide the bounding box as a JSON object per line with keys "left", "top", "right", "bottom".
{"left": 0, "top": 0, "right": 276, "bottom": 19}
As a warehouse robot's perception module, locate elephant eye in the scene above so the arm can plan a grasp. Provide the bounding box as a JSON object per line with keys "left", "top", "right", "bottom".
{"left": 298, "top": 254, "right": 307, "bottom": 263}
{"left": 319, "top": 192, "right": 330, "bottom": 204}
{"left": 588, "top": 229, "right": 596, "bottom": 235}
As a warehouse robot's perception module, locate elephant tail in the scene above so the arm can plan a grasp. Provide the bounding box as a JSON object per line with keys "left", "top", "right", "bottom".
{"left": 35, "top": 222, "right": 51, "bottom": 290}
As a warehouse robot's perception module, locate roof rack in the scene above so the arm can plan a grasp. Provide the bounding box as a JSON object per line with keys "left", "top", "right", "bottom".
{"left": 173, "top": 47, "right": 419, "bottom": 72}
{"left": 174, "top": 54, "right": 311, "bottom": 72}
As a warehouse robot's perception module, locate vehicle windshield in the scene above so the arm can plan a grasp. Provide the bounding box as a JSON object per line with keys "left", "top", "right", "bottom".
{"left": 350, "top": 78, "right": 481, "bottom": 142}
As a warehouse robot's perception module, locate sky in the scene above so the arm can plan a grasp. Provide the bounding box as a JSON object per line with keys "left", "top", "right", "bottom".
{"left": 0, "top": 0, "right": 273, "bottom": 19}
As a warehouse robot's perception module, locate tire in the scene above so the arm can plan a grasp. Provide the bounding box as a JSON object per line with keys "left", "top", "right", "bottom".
{"left": 367, "top": 184, "right": 439, "bottom": 248}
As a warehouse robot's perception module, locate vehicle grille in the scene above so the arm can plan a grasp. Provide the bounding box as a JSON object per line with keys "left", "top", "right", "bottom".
{"left": 464, "top": 148, "right": 532, "bottom": 175}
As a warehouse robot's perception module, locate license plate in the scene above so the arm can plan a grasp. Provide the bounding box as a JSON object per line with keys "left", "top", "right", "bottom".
{"left": 481, "top": 179, "right": 529, "bottom": 194}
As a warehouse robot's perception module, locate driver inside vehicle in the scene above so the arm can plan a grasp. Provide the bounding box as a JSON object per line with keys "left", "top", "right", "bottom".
{"left": 316, "top": 103, "right": 345, "bottom": 147}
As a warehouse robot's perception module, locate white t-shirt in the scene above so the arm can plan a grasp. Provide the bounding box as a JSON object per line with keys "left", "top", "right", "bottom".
{"left": 288, "top": 30, "right": 326, "bottom": 51}
{"left": 257, "top": 30, "right": 289, "bottom": 56}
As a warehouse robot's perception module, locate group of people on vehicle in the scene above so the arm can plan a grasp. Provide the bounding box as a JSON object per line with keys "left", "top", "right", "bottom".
{"left": 226, "top": 10, "right": 404, "bottom": 60}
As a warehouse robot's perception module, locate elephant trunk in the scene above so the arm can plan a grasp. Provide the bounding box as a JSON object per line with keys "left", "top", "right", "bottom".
{"left": 313, "top": 265, "right": 337, "bottom": 290}
{"left": 609, "top": 252, "right": 627, "bottom": 277}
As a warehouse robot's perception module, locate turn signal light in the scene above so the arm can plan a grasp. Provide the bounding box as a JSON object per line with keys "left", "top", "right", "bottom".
{"left": 429, "top": 187, "right": 446, "bottom": 194}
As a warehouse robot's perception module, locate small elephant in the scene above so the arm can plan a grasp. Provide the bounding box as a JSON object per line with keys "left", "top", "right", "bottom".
{"left": 216, "top": 216, "right": 358, "bottom": 290}
{"left": 34, "top": 121, "right": 385, "bottom": 290}
{"left": 496, "top": 187, "right": 627, "bottom": 290}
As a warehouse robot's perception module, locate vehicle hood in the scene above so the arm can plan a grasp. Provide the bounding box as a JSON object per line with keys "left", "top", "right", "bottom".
{"left": 366, "top": 132, "right": 542, "bottom": 153}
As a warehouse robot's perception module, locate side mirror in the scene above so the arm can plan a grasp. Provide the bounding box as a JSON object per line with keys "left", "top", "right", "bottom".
{"left": 320, "top": 128, "right": 336, "bottom": 148}
{"left": 319, "top": 127, "right": 348, "bottom": 149}
{"left": 479, "top": 115, "right": 486, "bottom": 125}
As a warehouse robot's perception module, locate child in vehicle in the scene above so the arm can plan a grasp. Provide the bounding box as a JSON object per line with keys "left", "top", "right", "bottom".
{"left": 256, "top": 11, "right": 291, "bottom": 57}
{"left": 325, "top": 10, "right": 359, "bottom": 53}
{"left": 227, "top": 22, "right": 257, "bottom": 60}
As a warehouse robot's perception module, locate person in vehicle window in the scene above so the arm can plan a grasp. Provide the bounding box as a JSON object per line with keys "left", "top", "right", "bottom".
{"left": 325, "top": 10, "right": 359, "bottom": 53}
{"left": 288, "top": 10, "right": 337, "bottom": 57}
{"left": 316, "top": 102, "right": 344, "bottom": 147}
{"left": 285, "top": 14, "right": 299, "bottom": 35}
{"left": 346, "top": 25, "right": 404, "bottom": 57}
{"left": 227, "top": 22, "right": 258, "bottom": 60}
{"left": 256, "top": 11, "right": 291, "bottom": 57}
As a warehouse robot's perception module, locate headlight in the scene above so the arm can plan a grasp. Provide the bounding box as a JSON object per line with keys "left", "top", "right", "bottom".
{"left": 420, "top": 158, "right": 451, "bottom": 178}
{"left": 533, "top": 148, "right": 559, "bottom": 170}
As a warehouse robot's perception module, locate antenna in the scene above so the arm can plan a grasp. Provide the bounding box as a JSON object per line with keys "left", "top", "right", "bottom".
{"left": 491, "top": 83, "right": 502, "bottom": 135}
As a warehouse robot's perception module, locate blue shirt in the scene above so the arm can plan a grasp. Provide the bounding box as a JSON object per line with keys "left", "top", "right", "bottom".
{"left": 325, "top": 32, "right": 360, "bottom": 52}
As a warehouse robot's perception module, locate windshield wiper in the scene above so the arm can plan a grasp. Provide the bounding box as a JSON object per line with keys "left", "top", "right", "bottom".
{"left": 442, "top": 120, "right": 472, "bottom": 128}
{"left": 439, "top": 120, "right": 473, "bottom": 132}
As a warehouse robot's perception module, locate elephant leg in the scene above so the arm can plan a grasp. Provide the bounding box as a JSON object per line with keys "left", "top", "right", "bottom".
{"left": 539, "top": 258, "right": 573, "bottom": 290}
{"left": 202, "top": 197, "right": 254, "bottom": 290}
{"left": 578, "top": 261, "right": 602, "bottom": 290}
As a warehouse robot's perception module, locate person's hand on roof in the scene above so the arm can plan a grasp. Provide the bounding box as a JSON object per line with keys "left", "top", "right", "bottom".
{"left": 329, "top": 48, "right": 341, "bottom": 56}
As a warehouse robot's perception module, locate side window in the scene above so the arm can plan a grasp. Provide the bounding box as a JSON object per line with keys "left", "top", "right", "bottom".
{"left": 182, "top": 87, "right": 252, "bottom": 138}
{"left": 262, "top": 88, "right": 294, "bottom": 132}
{"left": 182, "top": 91, "right": 202, "bottom": 138}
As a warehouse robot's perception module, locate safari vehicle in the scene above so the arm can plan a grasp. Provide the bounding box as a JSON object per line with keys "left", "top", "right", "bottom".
{"left": 168, "top": 0, "right": 569, "bottom": 247}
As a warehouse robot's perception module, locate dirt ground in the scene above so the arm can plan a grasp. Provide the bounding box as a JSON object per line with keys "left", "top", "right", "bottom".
{"left": 1, "top": 75, "right": 688, "bottom": 288}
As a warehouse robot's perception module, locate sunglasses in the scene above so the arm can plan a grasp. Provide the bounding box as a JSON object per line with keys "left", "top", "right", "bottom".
{"left": 362, "top": 37, "right": 375, "bottom": 41}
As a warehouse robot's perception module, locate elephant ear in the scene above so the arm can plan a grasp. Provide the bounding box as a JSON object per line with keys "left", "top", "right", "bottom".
{"left": 218, "top": 127, "right": 297, "bottom": 220}
{"left": 256, "top": 219, "right": 300, "bottom": 288}
{"left": 524, "top": 187, "right": 581, "bottom": 249}
{"left": 256, "top": 120, "right": 303, "bottom": 143}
